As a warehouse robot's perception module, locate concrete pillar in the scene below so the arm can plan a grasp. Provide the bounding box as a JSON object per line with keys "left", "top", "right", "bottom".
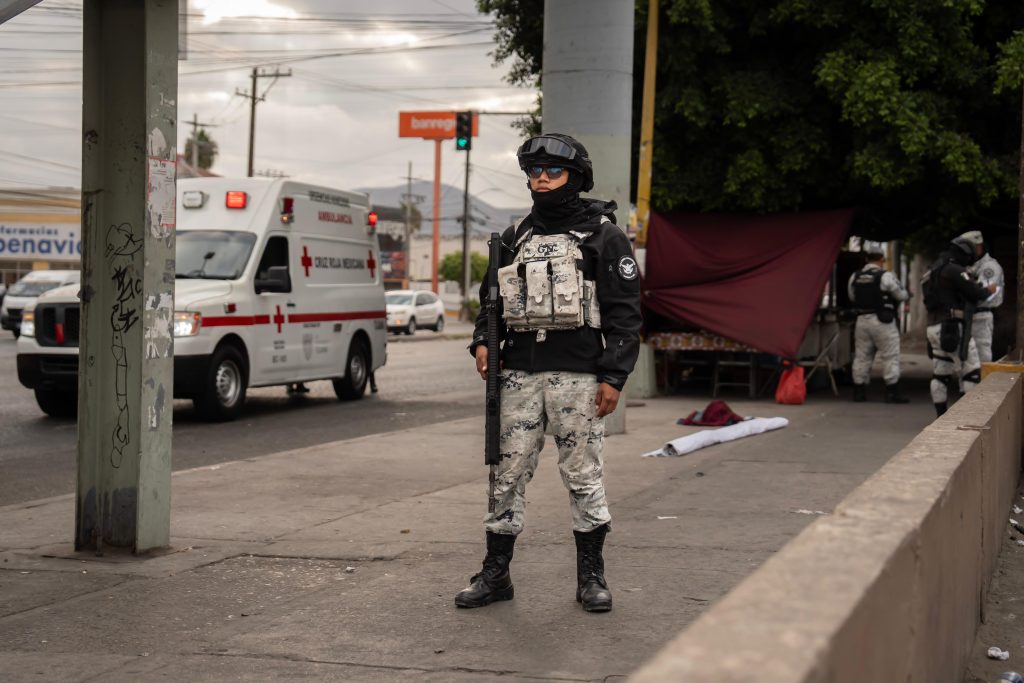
{"left": 77, "top": 0, "right": 177, "bottom": 553}
{"left": 543, "top": 0, "right": 635, "bottom": 432}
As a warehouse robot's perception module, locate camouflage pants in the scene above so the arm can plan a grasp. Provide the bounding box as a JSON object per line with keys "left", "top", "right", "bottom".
{"left": 927, "top": 323, "right": 981, "bottom": 404}
{"left": 852, "top": 314, "right": 902, "bottom": 385}
{"left": 972, "top": 311, "right": 994, "bottom": 363}
{"left": 483, "top": 369, "right": 610, "bottom": 535}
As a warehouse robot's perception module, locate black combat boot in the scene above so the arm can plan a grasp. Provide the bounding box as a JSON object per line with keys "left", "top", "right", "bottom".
{"left": 574, "top": 524, "right": 612, "bottom": 613}
{"left": 454, "top": 532, "right": 515, "bottom": 608}
{"left": 884, "top": 382, "right": 910, "bottom": 404}
{"left": 934, "top": 402, "right": 948, "bottom": 417}
{"left": 852, "top": 384, "right": 867, "bottom": 402}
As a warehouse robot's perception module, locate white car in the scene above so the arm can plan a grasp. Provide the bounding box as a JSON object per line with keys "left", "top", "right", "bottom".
{"left": 2, "top": 270, "right": 80, "bottom": 338}
{"left": 386, "top": 290, "right": 445, "bottom": 335}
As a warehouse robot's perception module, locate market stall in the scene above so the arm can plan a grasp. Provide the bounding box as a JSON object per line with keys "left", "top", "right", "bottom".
{"left": 642, "top": 209, "right": 855, "bottom": 395}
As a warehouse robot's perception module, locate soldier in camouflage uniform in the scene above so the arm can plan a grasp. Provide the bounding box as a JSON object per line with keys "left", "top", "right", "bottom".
{"left": 455, "top": 134, "right": 641, "bottom": 613}
{"left": 847, "top": 248, "right": 910, "bottom": 403}
{"left": 964, "top": 231, "right": 1004, "bottom": 363}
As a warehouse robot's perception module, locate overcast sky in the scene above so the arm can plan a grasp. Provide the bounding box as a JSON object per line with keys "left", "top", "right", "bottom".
{"left": 0, "top": 0, "right": 537, "bottom": 209}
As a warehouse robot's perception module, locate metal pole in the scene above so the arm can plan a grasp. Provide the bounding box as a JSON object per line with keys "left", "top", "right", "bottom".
{"left": 461, "top": 145, "right": 472, "bottom": 317}
{"left": 432, "top": 139, "right": 442, "bottom": 293}
{"left": 543, "top": 0, "right": 634, "bottom": 433}
{"left": 191, "top": 112, "right": 199, "bottom": 169}
{"left": 635, "top": 0, "right": 658, "bottom": 249}
{"left": 1017, "top": 81, "right": 1024, "bottom": 357}
{"left": 246, "top": 67, "right": 256, "bottom": 177}
{"left": 405, "top": 161, "right": 412, "bottom": 289}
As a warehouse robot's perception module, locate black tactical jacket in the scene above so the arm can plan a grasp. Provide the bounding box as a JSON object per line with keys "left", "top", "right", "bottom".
{"left": 470, "top": 200, "right": 642, "bottom": 391}
{"left": 923, "top": 253, "right": 990, "bottom": 316}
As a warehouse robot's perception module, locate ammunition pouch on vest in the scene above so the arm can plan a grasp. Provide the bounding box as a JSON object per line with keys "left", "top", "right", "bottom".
{"left": 498, "top": 228, "right": 601, "bottom": 333}
{"left": 853, "top": 268, "right": 896, "bottom": 323}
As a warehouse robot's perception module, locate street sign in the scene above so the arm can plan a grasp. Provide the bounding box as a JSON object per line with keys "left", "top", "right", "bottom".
{"left": 399, "top": 111, "right": 479, "bottom": 140}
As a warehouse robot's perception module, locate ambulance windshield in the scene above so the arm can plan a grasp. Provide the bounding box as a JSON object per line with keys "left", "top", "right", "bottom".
{"left": 176, "top": 231, "right": 257, "bottom": 280}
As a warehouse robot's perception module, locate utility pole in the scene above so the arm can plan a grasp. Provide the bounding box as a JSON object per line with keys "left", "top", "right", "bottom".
{"left": 186, "top": 112, "right": 217, "bottom": 171}
{"left": 461, "top": 146, "right": 472, "bottom": 317}
{"left": 635, "top": 0, "right": 658, "bottom": 251}
{"left": 1017, "top": 81, "right": 1024, "bottom": 356}
{"left": 236, "top": 66, "right": 291, "bottom": 177}
{"left": 78, "top": 0, "right": 177, "bottom": 552}
{"left": 543, "top": 0, "right": 634, "bottom": 433}
{"left": 405, "top": 161, "right": 413, "bottom": 288}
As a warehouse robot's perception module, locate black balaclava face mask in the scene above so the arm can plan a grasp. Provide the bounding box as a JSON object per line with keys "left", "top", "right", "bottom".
{"left": 529, "top": 170, "right": 587, "bottom": 230}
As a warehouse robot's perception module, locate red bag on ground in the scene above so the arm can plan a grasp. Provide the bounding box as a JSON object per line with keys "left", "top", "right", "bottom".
{"left": 775, "top": 362, "right": 806, "bottom": 405}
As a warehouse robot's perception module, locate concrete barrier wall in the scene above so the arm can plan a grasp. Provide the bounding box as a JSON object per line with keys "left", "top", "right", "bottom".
{"left": 630, "top": 372, "right": 1022, "bottom": 683}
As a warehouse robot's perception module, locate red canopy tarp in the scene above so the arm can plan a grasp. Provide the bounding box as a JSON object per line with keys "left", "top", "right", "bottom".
{"left": 642, "top": 210, "right": 853, "bottom": 359}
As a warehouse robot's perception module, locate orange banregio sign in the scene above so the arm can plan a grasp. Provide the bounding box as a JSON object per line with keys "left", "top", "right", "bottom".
{"left": 399, "top": 111, "right": 479, "bottom": 140}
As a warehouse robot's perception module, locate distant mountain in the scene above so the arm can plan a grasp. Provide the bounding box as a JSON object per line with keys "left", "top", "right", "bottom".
{"left": 360, "top": 181, "right": 529, "bottom": 238}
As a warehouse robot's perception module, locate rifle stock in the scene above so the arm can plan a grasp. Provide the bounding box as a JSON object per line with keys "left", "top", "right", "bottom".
{"left": 485, "top": 233, "right": 502, "bottom": 512}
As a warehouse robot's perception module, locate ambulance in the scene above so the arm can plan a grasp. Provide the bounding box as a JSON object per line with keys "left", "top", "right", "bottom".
{"left": 16, "top": 178, "right": 387, "bottom": 420}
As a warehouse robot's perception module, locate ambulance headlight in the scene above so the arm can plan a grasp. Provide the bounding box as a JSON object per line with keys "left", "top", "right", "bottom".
{"left": 173, "top": 311, "right": 202, "bottom": 337}
{"left": 20, "top": 310, "right": 35, "bottom": 337}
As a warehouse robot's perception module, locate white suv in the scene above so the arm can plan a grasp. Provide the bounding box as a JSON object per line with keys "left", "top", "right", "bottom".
{"left": 386, "top": 290, "right": 446, "bottom": 335}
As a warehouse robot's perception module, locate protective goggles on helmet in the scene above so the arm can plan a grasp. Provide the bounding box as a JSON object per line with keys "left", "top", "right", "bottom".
{"left": 525, "top": 165, "right": 565, "bottom": 179}
{"left": 517, "top": 136, "right": 578, "bottom": 165}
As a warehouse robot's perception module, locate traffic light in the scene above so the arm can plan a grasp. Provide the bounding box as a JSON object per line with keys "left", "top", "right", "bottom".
{"left": 455, "top": 110, "right": 473, "bottom": 151}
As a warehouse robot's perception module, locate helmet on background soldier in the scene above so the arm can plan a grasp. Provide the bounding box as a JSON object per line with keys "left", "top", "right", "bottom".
{"left": 863, "top": 245, "right": 885, "bottom": 262}
{"left": 516, "top": 133, "right": 594, "bottom": 192}
{"left": 949, "top": 236, "right": 979, "bottom": 266}
{"left": 956, "top": 230, "right": 985, "bottom": 260}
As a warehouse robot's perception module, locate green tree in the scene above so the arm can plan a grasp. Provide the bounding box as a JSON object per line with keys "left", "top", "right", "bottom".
{"left": 478, "top": 0, "right": 1024, "bottom": 248}
{"left": 477, "top": 0, "right": 544, "bottom": 136}
{"left": 184, "top": 128, "right": 218, "bottom": 170}
{"left": 439, "top": 251, "right": 488, "bottom": 292}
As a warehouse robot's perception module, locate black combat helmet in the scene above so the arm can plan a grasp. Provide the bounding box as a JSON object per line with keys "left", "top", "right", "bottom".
{"left": 516, "top": 133, "right": 594, "bottom": 192}
{"left": 949, "top": 236, "right": 978, "bottom": 266}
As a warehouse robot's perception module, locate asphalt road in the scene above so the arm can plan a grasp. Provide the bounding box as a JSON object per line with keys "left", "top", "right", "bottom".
{"left": 0, "top": 330, "right": 481, "bottom": 506}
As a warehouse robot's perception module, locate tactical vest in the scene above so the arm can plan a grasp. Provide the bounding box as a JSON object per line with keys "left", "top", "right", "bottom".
{"left": 852, "top": 268, "right": 895, "bottom": 320}
{"left": 497, "top": 225, "right": 601, "bottom": 338}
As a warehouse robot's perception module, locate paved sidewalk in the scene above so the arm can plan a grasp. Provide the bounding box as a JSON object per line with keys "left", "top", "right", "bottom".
{"left": 0, "top": 384, "right": 936, "bottom": 681}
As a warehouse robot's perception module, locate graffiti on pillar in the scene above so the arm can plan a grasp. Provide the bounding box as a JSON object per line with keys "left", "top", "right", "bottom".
{"left": 105, "top": 223, "right": 143, "bottom": 468}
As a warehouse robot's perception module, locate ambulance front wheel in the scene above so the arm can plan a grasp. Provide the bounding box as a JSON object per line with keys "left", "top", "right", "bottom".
{"left": 194, "top": 345, "right": 248, "bottom": 421}
{"left": 405, "top": 318, "right": 417, "bottom": 335}
{"left": 334, "top": 338, "right": 369, "bottom": 401}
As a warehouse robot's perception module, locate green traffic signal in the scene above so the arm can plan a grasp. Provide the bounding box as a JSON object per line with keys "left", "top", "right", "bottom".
{"left": 455, "top": 110, "right": 473, "bottom": 151}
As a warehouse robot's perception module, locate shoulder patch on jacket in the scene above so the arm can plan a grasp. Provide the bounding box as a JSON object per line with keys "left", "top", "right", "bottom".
{"left": 617, "top": 255, "right": 638, "bottom": 281}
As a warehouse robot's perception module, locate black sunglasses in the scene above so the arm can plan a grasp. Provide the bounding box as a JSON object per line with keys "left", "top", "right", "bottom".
{"left": 526, "top": 166, "right": 565, "bottom": 179}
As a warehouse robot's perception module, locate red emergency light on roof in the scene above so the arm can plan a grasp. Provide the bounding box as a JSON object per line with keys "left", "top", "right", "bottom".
{"left": 280, "top": 196, "right": 294, "bottom": 224}
{"left": 225, "top": 191, "right": 247, "bottom": 209}
{"left": 367, "top": 211, "right": 378, "bottom": 227}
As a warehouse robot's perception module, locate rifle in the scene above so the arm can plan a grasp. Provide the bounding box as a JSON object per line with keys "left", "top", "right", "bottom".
{"left": 959, "top": 299, "right": 975, "bottom": 362}
{"left": 485, "top": 232, "right": 502, "bottom": 513}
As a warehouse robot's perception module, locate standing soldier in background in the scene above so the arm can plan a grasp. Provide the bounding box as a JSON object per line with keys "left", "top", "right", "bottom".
{"left": 963, "top": 231, "right": 1004, "bottom": 363}
{"left": 455, "top": 134, "right": 642, "bottom": 613}
{"left": 922, "top": 233, "right": 997, "bottom": 417}
{"left": 848, "top": 247, "right": 910, "bottom": 403}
